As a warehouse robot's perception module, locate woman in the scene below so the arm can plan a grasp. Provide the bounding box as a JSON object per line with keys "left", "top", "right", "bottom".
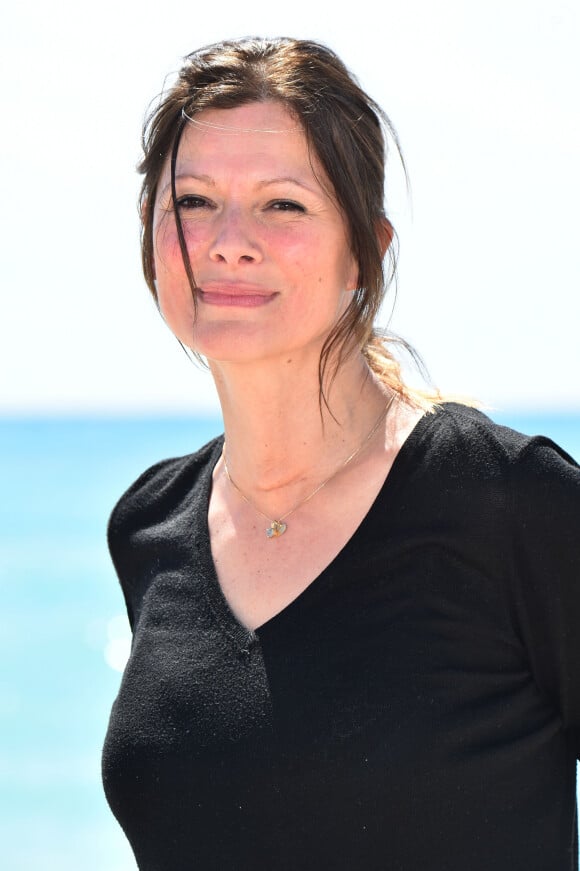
{"left": 102, "top": 37, "right": 580, "bottom": 870}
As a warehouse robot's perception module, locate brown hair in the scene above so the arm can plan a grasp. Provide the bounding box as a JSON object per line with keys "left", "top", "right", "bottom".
{"left": 139, "top": 36, "right": 440, "bottom": 408}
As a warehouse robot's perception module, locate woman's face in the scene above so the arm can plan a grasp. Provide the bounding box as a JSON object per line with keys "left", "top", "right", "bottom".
{"left": 153, "top": 101, "right": 358, "bottom": 366}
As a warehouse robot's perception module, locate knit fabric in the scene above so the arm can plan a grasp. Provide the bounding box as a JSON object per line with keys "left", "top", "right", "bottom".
{"left": 102, "top": 404, "right": 580, "bottom": 870}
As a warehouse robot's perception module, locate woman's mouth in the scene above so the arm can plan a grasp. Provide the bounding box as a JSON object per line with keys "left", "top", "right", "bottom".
{"left": 197, "top": 283, "right": 278, "bottom": 308}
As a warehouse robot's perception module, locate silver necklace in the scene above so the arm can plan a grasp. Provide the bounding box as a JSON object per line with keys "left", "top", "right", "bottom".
{"left": 222, "top": 393, "right": 397, "bottom": 539}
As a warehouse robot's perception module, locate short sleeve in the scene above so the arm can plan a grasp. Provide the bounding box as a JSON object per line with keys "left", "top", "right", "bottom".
{"left": 509, "top": 437, "right": 580, "bottom": 757}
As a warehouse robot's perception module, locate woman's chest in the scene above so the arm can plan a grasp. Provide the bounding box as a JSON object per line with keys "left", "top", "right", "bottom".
{"left": 207, "top": 458, "right": 396, "bottom": 632}
{"left": 103, "top": 545, "right": 571, "bottom": 871}
{"left": 107, "top": 538, "right": 543, "bottom": 757}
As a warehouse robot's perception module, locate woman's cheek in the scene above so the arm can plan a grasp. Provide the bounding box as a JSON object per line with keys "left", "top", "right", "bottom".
{"left": 154, "top": 220, "right": 184, "bottom": 274}
{"left": 156, "top": 276, "right": 196, "bottom": 346}
{"left": 152, "top": 215, "right": 206, "bottom": 345}
{"left": 153, "top": 213, "right": 207, "bottom": 274}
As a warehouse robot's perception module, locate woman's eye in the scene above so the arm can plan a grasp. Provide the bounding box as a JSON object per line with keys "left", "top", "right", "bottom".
{"left": 175, "top": 195, "right": 210, "bottom": 210}
{"left": 269, "top": 200, "right": 306, "bottom": 213}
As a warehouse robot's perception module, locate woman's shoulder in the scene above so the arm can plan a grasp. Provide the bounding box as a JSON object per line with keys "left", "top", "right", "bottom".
{"left": 108, "top": 434, "right": 224, "bottom": 542}
{"left": 402, "top": 401, "right": 579, "bottom": 523}
{"left": 427, "top": 401, "right": 579, "bottom": 475}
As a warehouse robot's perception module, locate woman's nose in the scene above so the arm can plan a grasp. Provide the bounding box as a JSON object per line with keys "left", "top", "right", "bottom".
{"left": 208, "top": 208, "right": 263, "bottom": 265}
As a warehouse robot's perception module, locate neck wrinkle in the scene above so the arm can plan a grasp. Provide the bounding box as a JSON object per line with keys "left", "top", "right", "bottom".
{"left": 212, "top": 351, "right": 389, "bottom": 497}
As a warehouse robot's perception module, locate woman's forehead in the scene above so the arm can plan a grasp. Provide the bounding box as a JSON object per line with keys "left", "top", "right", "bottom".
{"left": 182, "top": 101, "right": 302, "bottom": 135}
{"left": 157, "top": 101, "right": 334, "bottom": 197}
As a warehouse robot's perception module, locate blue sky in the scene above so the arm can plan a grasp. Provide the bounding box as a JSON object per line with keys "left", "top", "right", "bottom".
{"left": 2, "top": 0, "right": 579, "bottom": 413}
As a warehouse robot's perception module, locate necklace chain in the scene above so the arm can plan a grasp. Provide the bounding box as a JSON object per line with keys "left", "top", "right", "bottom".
{"left": 222, "top": 392, "right": 397, "bottom": 539}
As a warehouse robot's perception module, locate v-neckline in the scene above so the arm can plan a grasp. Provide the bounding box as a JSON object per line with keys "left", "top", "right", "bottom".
{"left": 195, "top": 405, "right": 445, "bottom": 652}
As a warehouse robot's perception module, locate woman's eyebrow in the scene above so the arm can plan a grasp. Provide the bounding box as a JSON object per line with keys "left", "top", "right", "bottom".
{"left": 159, "top": 173, "right": 215, "bottom": 199}
{"left": 256, "top": 176, "right": 318, "bottom": 194}
{"left": 158, "top": 174, "right": 322, "bottom": 202}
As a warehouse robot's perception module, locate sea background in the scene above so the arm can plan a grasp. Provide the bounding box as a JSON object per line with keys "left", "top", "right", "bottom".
{"left": 1, "top": 411, "right": 579, "bottom": 871}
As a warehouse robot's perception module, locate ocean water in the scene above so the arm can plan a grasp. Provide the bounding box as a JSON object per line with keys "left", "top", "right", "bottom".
{"left": 1, "top": 412, "right": 578, "bottom": 871}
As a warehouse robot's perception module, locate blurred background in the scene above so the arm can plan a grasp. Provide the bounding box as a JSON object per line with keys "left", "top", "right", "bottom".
{"left": 1, "top": 1, "right": 578, "bottom": 868}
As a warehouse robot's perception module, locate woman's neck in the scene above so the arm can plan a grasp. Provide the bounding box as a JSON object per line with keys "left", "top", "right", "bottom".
{"left": 210, "top": 351, "right": 391, "bottom": 501}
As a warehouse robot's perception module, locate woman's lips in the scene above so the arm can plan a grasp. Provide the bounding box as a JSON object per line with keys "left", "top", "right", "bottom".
{"left": 197, "top": 283, "right": 277, "bottom": 308}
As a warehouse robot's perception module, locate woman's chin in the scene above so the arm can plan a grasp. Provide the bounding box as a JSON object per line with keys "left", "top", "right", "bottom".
{"left": 167, "top": 317, "right": 334, "bottom": 370}
{"left": 181, "top": 323, "right": 283, "bottom": 366}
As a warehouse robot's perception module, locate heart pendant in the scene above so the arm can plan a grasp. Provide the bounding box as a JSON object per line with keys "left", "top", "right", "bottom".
{"left": 266, "top": 520, "right": 287, "bottom": 538}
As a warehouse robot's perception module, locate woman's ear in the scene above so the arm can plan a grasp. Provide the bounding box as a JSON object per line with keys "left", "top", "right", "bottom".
{"left": 377, "top": 218, "right": 394, "bottom": 258}
{"left": 346, "top": 219, "right": 394, "bottom": 293}
{"left": 346, "top": 254, "right": 360, "bottom": 293}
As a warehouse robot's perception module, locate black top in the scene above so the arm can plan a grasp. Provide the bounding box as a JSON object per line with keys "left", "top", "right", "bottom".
{"left": 102, "top": 404, "right": 580, "bottom": 871}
